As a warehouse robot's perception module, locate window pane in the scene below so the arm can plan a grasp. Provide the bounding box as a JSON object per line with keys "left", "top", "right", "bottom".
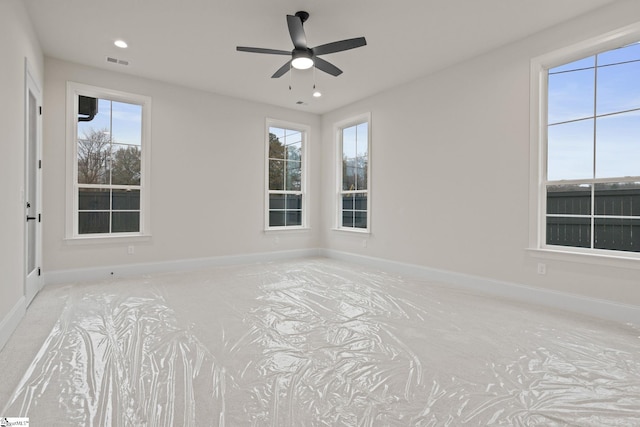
{"left": 78, "top": 98, "right": 111, "bottom": 138}
{"left": 342, "top": 194, "right": 354, "bottom": 210}
{"left": 269, "top": 160, "right": 284, "bottom": 190}
{"left": 269, "top": 210, "right": 285, "bottom": 227}
{"left": 286, "top": 160, "right": 301, "bottom": 191}
{"left": 594, "top": 218, "right": 640, "bottom": 252}
{"left": 547, "top": 119, "right": 594, "bottom": 181}
{"left": 354, "top": 211, "right": 368, "bottom": 229}
{"left": 112, "top": 212, "right": 140, "bottom": 233}
{"left": 269, "top": 133, "right": 285, "bottom": 160}
{"left": 285, "top": 129, "right": 300, "bottom": 141}
{"left": 286, "top": 194, "right": 302, "bottom": 210}
{"left": 356, "top": 122, "right": 368, "bottom": 155}
{"left": 546, "top": 216, "right": 591, "bottom": 248}
{"left": 77, "top": 130, "right": 110, "bottom": 185}
{"left": 548, "top": 68, "right": 595, "bottom": 124}
{"left": 597, "top": 42, "right": 640, "bottom": 67}
{"left": 356, "top": 157, "right": 368, "bottom": 190}
{"left": 595, "top": 182, "right": 640, "bottom": 216}
{"left": 112, "top": 189, "right": 140, "bottom": 210}
{"left": 596, "top": 61, "right": 640, "bottom": 115}
{"left": 285, "top": 129, "right": 302, "bottom": 145}
{"left": 342, "top": 211, "right": 354, "bottom": 228}
{"left": 269, "top": 127, "right": 285, "bottom": 140}
{"left": 79, "top": 188, "right": 110, "bottom": 210}
{"left": 111, "top": 144, "right": 141, "bottom": 185}
{"left": 343, "top": 164, "right": 356, "bottom": 191}
{"left": 595, "top": 111, "right": 640, "bottom": 179}
{"left": 110, "top": 101, "right": 142, "bottom": 146}
{"left": 343, "top": 126, "right": 357, "bottom": 158}
{"left": 286, "top": 141, "right": 301, "bottom": 161}
{"left": 92, "top": 98, "right": 112, "bottom": 129}
{"left": 549, "top": 56, "right": 595, "bottom": 74}
{"left": 77, "top": 98, "right": 111, "bottom": 185}
{"left": 286, "top": 211, "right": 302, "bottom": 226}
{"left": 79, "top": 212, "right": 109, "bottom": 234}
{"left": 546, "top": 184, "right": 591, "bottom": 215}
{"left": 269, "top": 193, "right": 285, "bottom": 210}
{"left": 355, "top": 194, "right": 367, "bottom": 211}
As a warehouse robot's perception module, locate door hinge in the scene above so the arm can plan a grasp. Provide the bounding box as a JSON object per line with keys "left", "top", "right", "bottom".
{"left": 39, "top": 159, "right": 42, "bottom": 169}
{"left": 39, "top": 106, "right": 42, "bottom": 115}
{"left": 38, "top": 213, "right": 41, "bottom": 223}
{"left": 38, "top": 267, "right": 41, "bottom": 276}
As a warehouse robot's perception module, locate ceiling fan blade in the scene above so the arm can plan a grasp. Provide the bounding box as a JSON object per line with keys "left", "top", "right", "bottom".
{"left": 314, "top": 57, "right": 342, "bottom": 76}
{"left": 237, "top": 46, "right": 291, "bottom": 55}
{"left": 287, "top": 14, "right": 307, "bottom": 49}
{"left": 313, "top": 37, "right": 367, "bottom": 56}
{"left": 271, "top": 61, "right": 292, "bottom": 78}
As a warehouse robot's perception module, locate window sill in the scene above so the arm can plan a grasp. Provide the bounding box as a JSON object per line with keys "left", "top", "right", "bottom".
{"left": 527, "top": 247, "right": 640, "bottom": 270}
{"left": 332, "top": 227, "right": 371, "bottom": 235}
{"left": 64, "top": 234, "right": 152, "bottom": 245}
{"left": 264, "top": 227, "right": 310, "bottom": 233}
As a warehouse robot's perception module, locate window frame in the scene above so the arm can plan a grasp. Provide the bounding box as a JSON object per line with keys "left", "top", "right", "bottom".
{"left": 529, "top": 23, "right": 640, "bottom": 263}
{"left": 264, "top": 118, "right": 310, "bottom": 231}
{"left": 65, "top": 82, "right": 152, "bottom": 241}
{"left": 335, "top": 113, "right": 371, "bottom": 233}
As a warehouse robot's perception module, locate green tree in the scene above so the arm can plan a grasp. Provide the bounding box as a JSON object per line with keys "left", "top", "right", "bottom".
{"left": 111, "top": 146, "right": 141, "bottom": 185}
{"left": 269, "top": 133, "right": 285, "bottom": 190}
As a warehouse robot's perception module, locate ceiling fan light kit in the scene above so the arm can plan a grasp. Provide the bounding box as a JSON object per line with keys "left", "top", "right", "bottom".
{"left": 237, "top": 11, "right": 367, "bottom": 81}
{"left": 291, "top": 50, "right": 314, "bottom": 70}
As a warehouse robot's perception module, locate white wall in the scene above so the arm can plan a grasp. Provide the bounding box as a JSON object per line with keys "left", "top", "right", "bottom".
{"left": 0, "top": 0, "right": 43, "bottom": 332}
{"left": 320, "top": 1, "right": 640, "bottom": 307}
{"left": 43, "top": 58, "right": 320, "bottom": 273}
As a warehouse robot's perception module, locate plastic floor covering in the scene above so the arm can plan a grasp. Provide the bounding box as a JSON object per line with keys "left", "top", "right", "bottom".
{"left": 1, "top": 258, "right": 639, "bottom": 426}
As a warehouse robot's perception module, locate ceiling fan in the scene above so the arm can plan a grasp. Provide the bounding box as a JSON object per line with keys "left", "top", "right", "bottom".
{"left": 237, "top": 11, "right": 367, "bottom": 78}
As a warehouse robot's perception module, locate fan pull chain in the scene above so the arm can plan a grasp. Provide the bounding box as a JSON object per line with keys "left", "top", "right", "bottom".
{"left": 312, "top": 65, "right": 321, "bottom": 97}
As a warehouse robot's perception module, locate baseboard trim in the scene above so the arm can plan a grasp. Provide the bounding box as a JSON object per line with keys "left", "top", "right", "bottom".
{"left": 320, "top": 249, "right": 640, "bottom": 326}
{"left": 43, "top": 248, "right": 640, "bottom": 326}
{"left": 44, "top": 248, "right": 321, "bottom": 286}
{"left": 0, "top": 296, "right": 26, "bottom": 352}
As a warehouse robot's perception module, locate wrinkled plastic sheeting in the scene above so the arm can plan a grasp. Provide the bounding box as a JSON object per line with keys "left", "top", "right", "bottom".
{"left": 3, "top": 259, "right": 640, "bottom": 425}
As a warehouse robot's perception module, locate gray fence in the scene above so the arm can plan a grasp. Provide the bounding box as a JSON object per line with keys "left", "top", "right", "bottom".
{"left": 546, "top": 188, "right": 640, "bottom": 252}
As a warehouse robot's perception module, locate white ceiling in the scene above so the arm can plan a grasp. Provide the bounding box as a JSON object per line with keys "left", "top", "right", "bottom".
{"left": 24, "top": 0, "right": 614, "bottom": 114}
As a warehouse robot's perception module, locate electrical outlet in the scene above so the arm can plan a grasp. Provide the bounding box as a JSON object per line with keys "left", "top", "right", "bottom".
{"left": 362, "top": 239, "right": 368, "bottom": 248}
{"left": 128, "top": 245, "right": 134, "bottom": 255}
{"left": 537, "top": 263, "right": 546, "bottom": 275}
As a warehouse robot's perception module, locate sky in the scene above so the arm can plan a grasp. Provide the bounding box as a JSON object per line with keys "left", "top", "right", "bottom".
{"left": 77, "top": 99, "right": 142, "bottom": 147}
{"left": 547, "top": 42, "right": 640, "bottom": 182}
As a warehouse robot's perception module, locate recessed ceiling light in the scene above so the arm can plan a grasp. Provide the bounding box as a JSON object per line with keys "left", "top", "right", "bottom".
{"left": 114, "top": 40, "right": 128, "bottom": 49}
{"left": 313, "top": 90, "right": 322, "bottom": 98}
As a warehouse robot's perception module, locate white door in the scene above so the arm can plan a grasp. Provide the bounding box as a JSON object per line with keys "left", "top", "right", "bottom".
{"left": 25, "top": 63, "right": 43, "bottom": 305}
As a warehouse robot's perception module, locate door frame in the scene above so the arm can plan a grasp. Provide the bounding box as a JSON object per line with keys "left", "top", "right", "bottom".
{"left": 25, "top": 59, "right": 43, "bottom": 305}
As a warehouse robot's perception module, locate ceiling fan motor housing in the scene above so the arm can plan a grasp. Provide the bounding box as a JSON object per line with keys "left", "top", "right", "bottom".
{"left": 295, "top": 11, "right": 309, "bottom": 23}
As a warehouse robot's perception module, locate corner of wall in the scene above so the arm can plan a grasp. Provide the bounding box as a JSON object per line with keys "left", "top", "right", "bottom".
{"left": 0, "top": 297, "right": 26, "bottom": 352}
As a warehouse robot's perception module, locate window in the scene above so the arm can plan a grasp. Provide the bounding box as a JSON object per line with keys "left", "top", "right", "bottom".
{"left": 532, "top": 31, "right": 640, "bottom": 257}
{"left": 66, "top": 83, "right": 151, "bottom": 239}
{"left": 266, "top": 121, "right": 308, "bottom": 229}
{"left": 337, "top": 115, "right": 370, "bottom": 231}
